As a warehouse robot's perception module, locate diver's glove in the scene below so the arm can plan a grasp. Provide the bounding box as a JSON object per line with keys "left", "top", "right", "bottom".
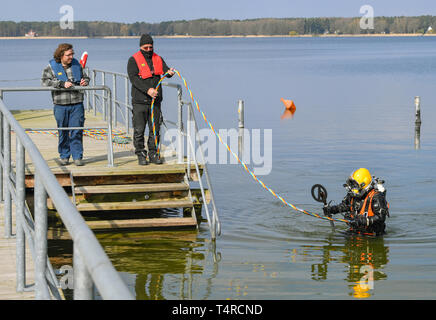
{"left": 349, "top": 215, "right": 369, "bottom": 228}
{"left": 323, "top": 205, "right": 332, "bottom": 216}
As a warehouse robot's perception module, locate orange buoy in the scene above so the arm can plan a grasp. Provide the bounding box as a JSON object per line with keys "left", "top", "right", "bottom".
{"left": 280, "top": 98, "right": 296, "bottom": 119}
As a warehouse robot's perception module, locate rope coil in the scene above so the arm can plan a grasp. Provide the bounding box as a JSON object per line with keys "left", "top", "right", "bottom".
{"left": 27, "top": 128, "right": 131, "bottom": 148}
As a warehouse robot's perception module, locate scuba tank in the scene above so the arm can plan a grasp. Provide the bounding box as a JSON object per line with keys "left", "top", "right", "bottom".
{"left": 372, "top": 177, "right": 385, "bottom": 193}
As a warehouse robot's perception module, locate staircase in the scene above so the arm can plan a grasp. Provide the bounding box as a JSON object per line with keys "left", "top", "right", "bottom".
{"left": 25, "top": 164, "right": 205, "bottom": 239}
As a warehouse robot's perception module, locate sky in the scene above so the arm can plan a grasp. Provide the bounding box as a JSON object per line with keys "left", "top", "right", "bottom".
{"left": 1, "top": 0, "right": 436, "bottom": 23}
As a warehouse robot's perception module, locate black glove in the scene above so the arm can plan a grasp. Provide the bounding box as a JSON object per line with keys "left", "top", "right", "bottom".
{"left": 350, "top": 215, "right": 368, "bottom": 228}
{"left": 323, "top": 205, "right": 332, "bottom": 216}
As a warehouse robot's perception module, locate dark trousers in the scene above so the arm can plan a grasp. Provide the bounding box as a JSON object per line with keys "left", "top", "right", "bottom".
{"left": 132, "top": 102, "right": 161, "bottom": 155}
{"left": 53, "top": 103, "right": 85, "bottom": 160}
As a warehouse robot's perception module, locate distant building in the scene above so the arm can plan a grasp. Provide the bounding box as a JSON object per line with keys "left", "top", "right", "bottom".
{"left": 25, "top": 30, "right": 38, "bottom": 37}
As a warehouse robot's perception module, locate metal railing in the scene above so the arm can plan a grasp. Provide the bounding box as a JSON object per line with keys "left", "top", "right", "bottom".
{"left": 88, "top": 68, "right": 220, "bottom": 240}
{"left": 184, "top": 101, "right": 221, "bottom": 239}
{"left": 0, "top": 86, "right": 115, "bottom": 167}
{"left": 0, "top": 87, "right": 133, "bottom": 300}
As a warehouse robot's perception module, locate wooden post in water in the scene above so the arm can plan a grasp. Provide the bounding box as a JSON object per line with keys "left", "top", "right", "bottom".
{"left": 414, "top": 96, "right": 421, "bottom": 150}
{"left": 238, "top": 100, "right": 245, "bottom": 159}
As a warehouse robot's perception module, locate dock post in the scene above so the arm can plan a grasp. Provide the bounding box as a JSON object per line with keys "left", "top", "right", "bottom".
{"left": 125, "top": 77, "right": 130, "bottom": 134}
{"left": 0, "top": 89, "right": 2, "bottom": 204}
{"left": 3, "top": 117, "right": 12, "bottom": 238}
{"left": 34, "top": 171, "right": 50, "bottom": 299}
{"left": 16, "top": 140, "right": 26, "bottom": 292}
{"left": 85, "top": 67, "right": 90, "bottom": 112}
{"left": 0, "top": 106, "right": 3, "bottom": 202}
{"left": 112, "top": 74, "right": 118, "bottom": 127}
{"left": 177, "top": 87, "right": 184, "bottom": 164}
{"left": 187, "top": 102, "right": 194, "bottom": 178}
{"left": 73, "top": 244, "right": 95, "bottom": 300}
{"left": 92, "top": 70, "right": 97, "bottom": 116}
{"left": 102, "top": 72, "right": 106, "bottom": 121}
{"left": 414, "top": 96, "right": 421, "bottom": 150}
{"left": 106, "top": 88, "right": 114, "bottom": 167}
{"left": 238, "top": 100, "right": 245, "bottom": 159}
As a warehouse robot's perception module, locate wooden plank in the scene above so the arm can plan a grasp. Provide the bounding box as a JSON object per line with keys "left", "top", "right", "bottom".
{"left": 75, "top": 199, "right": 194, "bottom": 211}
{"left": 25, "top": 163, "right": 188, "bottom": 176}
{"left": 75, "top": 182, "right": 189, "bottom": 194}
{"left": 47, "top": 191, "right": 190, "bottom": 209}
{"left": 25, "top": 172, "right": 186, "bottom": 188}
{"left": 85, "top": 217, "right": 198, "bottom": 230}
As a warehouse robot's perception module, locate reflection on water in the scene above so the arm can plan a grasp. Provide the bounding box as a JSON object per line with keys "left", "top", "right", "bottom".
{"left": 100, "top": 231, "right": 220, "bottom": 300}
{"left": 305, "top": 234, "right": 389, "bottom": 299}
{"left": 49, "top": 230, "right": 222, "bottom": 300}
{"left": 47, "top": 222, "right": 436, "bottom": 300}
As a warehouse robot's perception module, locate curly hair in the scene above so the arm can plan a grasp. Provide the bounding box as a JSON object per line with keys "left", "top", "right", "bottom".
{"left": 53, "top": 43, "right": 73, "bottom": 63}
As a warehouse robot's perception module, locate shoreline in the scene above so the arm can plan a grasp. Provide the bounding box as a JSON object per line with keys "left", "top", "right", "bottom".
{"left": 1, "top": 33, "right": 436, "bottom": 40}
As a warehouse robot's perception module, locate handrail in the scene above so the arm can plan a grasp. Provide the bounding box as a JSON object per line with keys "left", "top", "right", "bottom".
{"left": 0, "top": 86, "right": 115, "bottom": 167}
{"left": 184, "top": 101, "right": 221, "bottom": 239}
{"left": 0, "top": 91, "right": 133, "bottom": 299}
{"left": 89, "top": 68, "right": 221, "bottom": 240}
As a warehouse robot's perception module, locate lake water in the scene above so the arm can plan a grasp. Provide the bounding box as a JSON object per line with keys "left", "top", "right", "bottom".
{"left": 1, "top": 36, "right": 436, "bottom": 299}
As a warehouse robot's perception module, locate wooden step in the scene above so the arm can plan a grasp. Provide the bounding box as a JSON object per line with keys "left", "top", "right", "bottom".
{"left": 25, "top": 163, "right": 204, "bottom": 187}
{"left": 85, "top": 217, "right": 198, "bottom": 230}
{"left": 75, "top": 198, "right": 194, "bottom": 211}
{"left": 26, "top": 163, "right": 190, "bottom": 176}
{"left": 74, "top": 182, "right": 189, "bottom": 194}
{"left": 25, "top": 172, "right": 186, "bottom": 188}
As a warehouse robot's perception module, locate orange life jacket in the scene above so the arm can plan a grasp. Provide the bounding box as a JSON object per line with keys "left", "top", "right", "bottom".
{"left": 350, "top": 189, "right": 377, "bottom": 218}
{"left": 349, "top": 189, "right": 389, "bottom": 235}
{"left": 132, "top": 51, "right": 164, "bottom": 79}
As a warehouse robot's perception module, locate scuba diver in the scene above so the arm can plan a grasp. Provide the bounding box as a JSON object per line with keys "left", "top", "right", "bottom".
{"left": 323, "top": 168, "right": 390, "bottom": 236}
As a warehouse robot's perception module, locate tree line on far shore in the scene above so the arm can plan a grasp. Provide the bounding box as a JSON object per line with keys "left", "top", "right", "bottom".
{"left": 1, "top": 16, "right": 436, "bottom": 37}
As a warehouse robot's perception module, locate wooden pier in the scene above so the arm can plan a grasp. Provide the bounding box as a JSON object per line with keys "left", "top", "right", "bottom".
{"left": 11, "top": 109, "right": 207, "bottom": 240}
{"left": 0, "top": 204, "right": 35, "bottom": 299}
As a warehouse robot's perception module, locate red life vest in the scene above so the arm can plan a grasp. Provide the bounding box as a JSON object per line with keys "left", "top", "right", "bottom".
{"left": 132, "top": 51, "right": 164, "bottom": 79}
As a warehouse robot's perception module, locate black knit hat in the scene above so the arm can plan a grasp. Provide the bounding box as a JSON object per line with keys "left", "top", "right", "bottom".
{"left": 140, "top": 34, "right": 154, "bottom": 46}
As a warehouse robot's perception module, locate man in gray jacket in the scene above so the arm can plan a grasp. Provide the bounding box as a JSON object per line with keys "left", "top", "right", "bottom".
{"left": 41, "top": 43, "right": 89, "bottom": 166}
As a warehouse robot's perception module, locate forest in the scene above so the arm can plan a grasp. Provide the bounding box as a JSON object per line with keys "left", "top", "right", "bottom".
{"left": 1, "top": 16, "right": 435, "bottom": 37}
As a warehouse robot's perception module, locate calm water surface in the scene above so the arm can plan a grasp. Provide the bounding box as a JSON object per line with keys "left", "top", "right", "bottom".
{"left": 1, "top": 37, "right": 436, "bottom": 299}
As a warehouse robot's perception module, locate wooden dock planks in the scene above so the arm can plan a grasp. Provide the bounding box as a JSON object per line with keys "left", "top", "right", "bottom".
{"left": 0, "top": 204, "right": 35, "bottom": 300}
{"left": 11, "top": 109, "right": 202, "bottom": 236}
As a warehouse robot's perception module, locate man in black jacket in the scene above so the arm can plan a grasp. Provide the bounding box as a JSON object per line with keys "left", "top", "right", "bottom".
{"left": 127, "top": 34, "right": 174, "bottom": 165}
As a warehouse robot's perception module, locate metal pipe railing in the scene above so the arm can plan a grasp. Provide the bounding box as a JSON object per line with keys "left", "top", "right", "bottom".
{"left": 0, "top": 92, "right": 133, "bottom": 300}
{"left": 185, "top": 101, "right": 221, "bottom": 239}
{"left": 0, "top": 86, "right": 114, "bottom": 167}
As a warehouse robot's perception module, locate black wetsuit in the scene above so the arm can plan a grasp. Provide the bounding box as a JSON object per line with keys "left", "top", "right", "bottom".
{"left": 327, "top": 188, "right": 389, "bottom": 235}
